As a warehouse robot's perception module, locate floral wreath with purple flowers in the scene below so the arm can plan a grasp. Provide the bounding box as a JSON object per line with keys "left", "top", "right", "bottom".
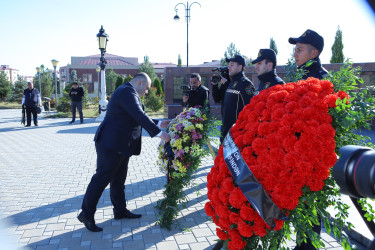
{"left": 156, "top": 105, "right": 220, "bottom": 230}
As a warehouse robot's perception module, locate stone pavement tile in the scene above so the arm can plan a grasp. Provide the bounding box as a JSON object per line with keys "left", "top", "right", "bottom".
{"left": 57, "top": 237, "right": 81, "bottom": 248}
{"left": 90, "top": 239, "right": 113, "bottom": 249}
{"left": 143, "top": 232, "right": 164, "bottom": 243}
{"left": 122, "top": 239, "right": 146, "bottom": 249}
{"left": 174, "top": 233, "right": 197, "bottom": 244}
{"left": 156, "top": 240, "right": 179, "bottom": 250}
{"left": 35, "top": 245, "right": 59, "bottom": 250}
{"left": 191, "top": 227, "right": 214, "bottom": 238}
{"left": 81, "top": 231, "right": 103, "bottom": 241}
{"left": 22, "top": 228, "right": 45, "bottom": 238}
{"left": 27, "top": 235, "right": 51, "bottom": 246}
{"left": 44, "top": 223, "right": 66, "bottom": 232}
{"left": 189, "top": 241, "right": 210, "bottom": 249}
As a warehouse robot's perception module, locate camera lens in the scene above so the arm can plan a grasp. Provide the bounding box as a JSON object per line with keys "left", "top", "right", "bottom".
{"left": 332, "top": 145, "right": 375, "bottom": 199}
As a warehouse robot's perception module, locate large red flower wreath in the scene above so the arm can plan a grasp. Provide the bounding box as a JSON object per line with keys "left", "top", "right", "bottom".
{"left": 205, "top": 78, "right": 350, "bottom": 250}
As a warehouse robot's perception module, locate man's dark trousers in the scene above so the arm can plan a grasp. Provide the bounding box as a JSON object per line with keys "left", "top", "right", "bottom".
{"left": 26, "top": 106, "right": 38, "bottom": 126}
{"left": 71, "top": 101, "right": 83, "bottom": 123}
{"left": 81, "top": 142, "right": 129, "bottom": 220}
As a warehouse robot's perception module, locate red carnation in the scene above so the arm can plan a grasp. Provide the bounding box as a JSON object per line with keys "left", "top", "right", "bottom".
{"left": 238, "top": 219, "right": 254, "bottom": 237}
{"left": 216, "top": 228, "right": 228, "bottom": 240}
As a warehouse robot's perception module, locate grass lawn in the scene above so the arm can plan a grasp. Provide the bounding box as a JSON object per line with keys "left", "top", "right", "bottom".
{"left": 45, "top": 105, "right": 167, "bottom": 119}
{"left": 1, "top": 101, "right": 167, "bottom": 119}
{"left": 0, "top": 101, "right": 20, "bottom": 109}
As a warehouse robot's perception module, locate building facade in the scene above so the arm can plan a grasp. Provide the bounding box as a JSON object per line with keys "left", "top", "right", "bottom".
{"left": 0, "top": 65, "right": 20, "bottom": 85}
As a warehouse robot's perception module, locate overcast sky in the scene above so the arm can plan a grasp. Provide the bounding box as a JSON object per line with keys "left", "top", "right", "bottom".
{"left": 1, "top": 0, "right": 374, "bottom": 76}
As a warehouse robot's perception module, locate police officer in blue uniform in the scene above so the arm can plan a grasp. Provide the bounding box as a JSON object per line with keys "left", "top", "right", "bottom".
{"left": 211, "top": 55, "right": 254, "bottom": 143}
{"left": 289, "top": 29, "right": 328, "bottom": 80}
{"left": 289, "top": 29, "right": 327, "bottom": 250}
{"left": 252, "top": 49, "right": 284, "bottom": 95}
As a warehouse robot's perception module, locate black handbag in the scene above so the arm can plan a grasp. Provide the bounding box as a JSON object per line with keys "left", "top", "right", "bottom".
{"left": 37, "top": 106, "right": 42, "bottom": 114}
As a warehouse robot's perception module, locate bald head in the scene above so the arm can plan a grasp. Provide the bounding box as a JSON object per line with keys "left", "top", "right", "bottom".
{"left": 130, "top": 72, "right": 152, "bottom": 97}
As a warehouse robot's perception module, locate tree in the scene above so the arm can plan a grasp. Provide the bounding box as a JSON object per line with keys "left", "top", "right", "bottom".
{"left": 115, "top": 76, "right": 124, "bottom": 90}
{"left": 139, "top": 55, "right": 157, "bottom": 80}
{"left": 39, "top": 68, "right": 54, "bottom": 98}
{"left": 330, "top": 26, "right": 344, "bottom": 63}
{"left": 9, "top": 75, "right": 27, "bottom": 103}
{"left": 153, "top": 77, "right": 163, "bottom": 96}
{"left": 221, "top": 43, "right": 242, "bottom": 66}
{"left": 178, "top": 54, "right": 182, "bottom": 67}
{"left": 0, "top": 71, "right": 12, "bottom": 100}
{"left": 269, "top": 37, "right": 278, "bottom": 55}
{"left": 124, "top": 74, "right": 133, "bottom": 83}
{"left": 105, "top": 68, "right": 119, "bottom": 95}
{"left": 70, "top": 70, "right": 78, "bottom": 83}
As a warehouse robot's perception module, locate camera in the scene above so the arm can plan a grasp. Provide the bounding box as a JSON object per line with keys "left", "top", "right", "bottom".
{"left": 212, "top": 67, "right": 230, "bottom": 82}
{"left": 180, "top": 85, "right": 191, "bottom": 96}
{"left": 332, "top": 145, "right": 375, "bottom": 199}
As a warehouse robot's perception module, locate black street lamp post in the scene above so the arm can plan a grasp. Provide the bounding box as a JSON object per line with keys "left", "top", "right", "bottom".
{"left": 174, "top": 1, "right": 201, "bottom": 67}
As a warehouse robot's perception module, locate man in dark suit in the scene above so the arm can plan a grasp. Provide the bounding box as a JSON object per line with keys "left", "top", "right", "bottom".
{"left": 78, "top": 73, "right": 171, "bottom": 232}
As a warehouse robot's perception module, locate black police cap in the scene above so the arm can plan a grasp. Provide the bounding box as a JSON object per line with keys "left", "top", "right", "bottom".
{"left": 226, "top": 55, "right": 245, "bottom": 67}
{"left": 288, "top": 29, "right": 324, "bottom": 53}
{"left": 252, "top": 49, "right": 277, "bottom": 64}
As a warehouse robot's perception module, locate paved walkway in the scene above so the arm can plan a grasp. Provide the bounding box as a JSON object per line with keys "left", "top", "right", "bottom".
{"left": 0, "top": 109, "right": 370, "bottom": 249}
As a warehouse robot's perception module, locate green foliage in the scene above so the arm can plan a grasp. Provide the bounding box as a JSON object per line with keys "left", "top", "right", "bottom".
{"left": 221, "top": 43, "right": 241, "bottom": 66}
{"left": 39, "top": 68, "right": 54, "bottom": 98}
{"left": 105, "top": 68, "right": 119, "bottom": 95}
{"left": 144, "top": 87, "right": 164, "bottom": 112}
{"left": 115, "top": 76, "right": 124, "bottom": 90}
{"left": 70, "top": 70, "right": 78, "bottom": 82}
{"left": 139, "top": 55, "right": 157, "bottom": 81}
{"left": 161, "top": 78, "right": 165, "bottom": 93}
{"left": 153, "top": 77, "right": 163, "bottom": 96}
{"left": 0, "top": 71, "right": 12, "bottom": 100}
{"left": 8, "top": 75, "right": 27, "bottom": 103}
{"left": 269, "top": 37, "right": 278, "bottom": 55}
{"left": 327, "top": 59, "right": 375, "bottom": 150}
{"left": 123, "top": 74, "right": 133, "bottom": 84}
{"left": 178, "top": 54, "right": 182, "bottom": 67}
{"left": 330, "top": 26, "right": 345, "bottom": 63}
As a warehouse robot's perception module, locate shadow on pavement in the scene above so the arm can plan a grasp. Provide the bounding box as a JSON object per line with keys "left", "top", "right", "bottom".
{"left": 8, "top": 175, "right": 212, "bottom": 249}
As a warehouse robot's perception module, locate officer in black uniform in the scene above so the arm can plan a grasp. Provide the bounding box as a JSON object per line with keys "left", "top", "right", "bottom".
{"left": 289, "top": 29, "right": 328, "bottom": 80}
{"left": 211, "top": 55, "right": 254, "bottom": 143}
{"left": 251, "top": 49, "right": 284, "bottom": 95}
{"left": 182, "top": 73, "right": 209, "bottom": 108}
{"left": 289, "top": 29, "right": 327, "bottom": 250}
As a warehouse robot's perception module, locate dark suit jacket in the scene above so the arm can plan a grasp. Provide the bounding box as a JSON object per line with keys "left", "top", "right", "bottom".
{"left": 94, "top": 82, "right": 161, "bottom": 157}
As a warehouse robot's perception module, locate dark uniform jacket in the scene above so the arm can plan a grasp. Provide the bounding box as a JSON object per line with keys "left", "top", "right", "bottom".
{"left": 212, "top": 71, "right": 254, "bottom": 139}
{"left": 94, "top": 82, "right": 161, "bottom": 157}
{"left": 299, "top": 57, "right": 329, "bottom": 80}
{"left": 69, "top": 87, "right": 84, "bottom": 102}
{"left": 183, "top": 85, "right": 209, "bottom": 108}
{"left": 254, "top": 69, "right": 284, "bottom": 96}
{"left": 23, "top": 88, "right": 40, "bottom": 107}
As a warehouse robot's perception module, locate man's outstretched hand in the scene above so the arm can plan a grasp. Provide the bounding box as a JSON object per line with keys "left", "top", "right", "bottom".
{"left": 159, "top": 131, "right": 171, "bottom": 142}
{"left": 160, "top": 120, "right": 170, "bottom": 129}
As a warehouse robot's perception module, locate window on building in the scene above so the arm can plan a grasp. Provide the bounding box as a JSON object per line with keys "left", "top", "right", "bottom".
{"left": 82, "top": 74, "right": 92, "bottom": 83}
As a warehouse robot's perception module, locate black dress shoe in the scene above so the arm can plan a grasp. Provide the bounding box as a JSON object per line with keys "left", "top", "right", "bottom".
{"left": 77, "top": 212, "right": 102, "bottom": 232}
{"left": 69, "top": 121, "right": 75, "bottom": 124}
{"left": 25, "top": 125, "right": 31, "bottom": 127}
{"left": 114, "top": 209, "right": 142, "bottom": 219}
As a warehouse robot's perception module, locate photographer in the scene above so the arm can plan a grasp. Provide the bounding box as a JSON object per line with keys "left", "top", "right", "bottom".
{"left": 211, "top": 55, "right": 254, "bottom": 143}
{"left": 181, "top": 73, "right": 209, "bottom": 108}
